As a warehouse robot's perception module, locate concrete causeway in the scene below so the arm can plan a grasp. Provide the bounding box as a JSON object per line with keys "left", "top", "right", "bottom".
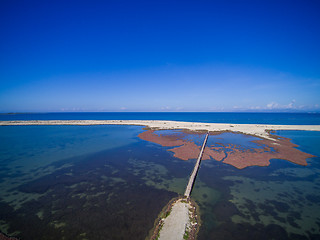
{"left": 152, "top": 133, "right": 209, "bottom": 240}
{"left": 184, "top": 132, "right": 209, "bottom": 198}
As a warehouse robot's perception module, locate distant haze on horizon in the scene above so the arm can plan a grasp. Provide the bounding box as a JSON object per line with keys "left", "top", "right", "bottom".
{"left": 1, "top": 0, "right": 320, "bottom": 113}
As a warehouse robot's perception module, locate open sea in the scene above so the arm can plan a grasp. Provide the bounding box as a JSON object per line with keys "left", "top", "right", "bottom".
{"left": 0, "top": 112, "right": 320, "bottom": 240}
{"left": 1, "top": 112, "right": 320, "bottom": 125}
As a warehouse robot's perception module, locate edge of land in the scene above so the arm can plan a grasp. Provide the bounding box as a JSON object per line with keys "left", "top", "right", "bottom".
{"left": 1, "top": 120, "right": 320, "bottom": 140}
{"left": 148, "top": 197, "right": 200, "bottom": 240}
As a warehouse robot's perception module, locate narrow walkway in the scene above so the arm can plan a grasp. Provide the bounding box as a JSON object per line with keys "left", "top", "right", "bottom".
{"left": 154, "top": 132, "right": 208, "bottom": 240}
{"left": 184, "top": 132, "right": 209, "bottom": 198}
{"left": 158, "top": 199, "right": 191, "bottom": 240}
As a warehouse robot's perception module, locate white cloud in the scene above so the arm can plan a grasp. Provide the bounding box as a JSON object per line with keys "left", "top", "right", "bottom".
{"left": 285, "top": 99, "right": 296, "bottom": 109}
{"left": 266, "top": 100, "right": 297, "bottom": 110}
{"left": 161, "top": 106, "right": 171, "bottom": 110}
{"left": 267, "top": 102, "right": 279, "bottom": 109}
{"left": 250, "top": 106, "right": 261, "bottom": 110}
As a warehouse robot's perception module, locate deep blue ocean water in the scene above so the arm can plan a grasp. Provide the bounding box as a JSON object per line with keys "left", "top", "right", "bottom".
{"left": 1, "top": 112, "right": 320, "bottom": 125}
{"left": 0, "top": 113, "right": 319, "bottom": 240}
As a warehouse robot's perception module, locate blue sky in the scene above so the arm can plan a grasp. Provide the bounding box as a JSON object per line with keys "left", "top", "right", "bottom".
{"left": 1, "top": 0, "right": 319, "bottom": 112}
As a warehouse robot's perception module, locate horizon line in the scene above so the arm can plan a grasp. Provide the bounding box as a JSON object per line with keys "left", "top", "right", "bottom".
{"left": 1, "top": 111, "right": 320, "bottom": 114}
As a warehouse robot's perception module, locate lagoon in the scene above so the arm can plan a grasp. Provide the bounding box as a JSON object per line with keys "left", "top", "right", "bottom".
{"left": 0, "top": 113, "right": 319, "bottom": 240}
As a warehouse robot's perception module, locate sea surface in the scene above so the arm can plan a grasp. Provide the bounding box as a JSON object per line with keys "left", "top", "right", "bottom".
{"left": 0, "top": 113, "right": 319, "bottom": 240}
{"left": 1, "top": 112, "right": 320, "bottom": 125}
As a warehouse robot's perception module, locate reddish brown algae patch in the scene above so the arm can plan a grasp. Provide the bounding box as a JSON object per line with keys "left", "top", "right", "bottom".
{"left": 138, "top": 130, "right": 185, "bottom": 147}
{"left": 169, "top": 142, "right": 201, "bottom": 160}
{"left": 138, "top": 130, "right": 316, "bottom": 169}
{"left": 138, "top": 130, "right": 202, "bottom": 160}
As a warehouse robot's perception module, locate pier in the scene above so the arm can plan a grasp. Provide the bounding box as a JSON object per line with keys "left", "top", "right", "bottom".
{"left": 151, "top": 132, "right": 209, "bottom": 240}
{"left": 184, "top": 132, "right": 209, "bottom": 198}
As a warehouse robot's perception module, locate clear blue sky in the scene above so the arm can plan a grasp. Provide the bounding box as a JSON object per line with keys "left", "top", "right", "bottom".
{"left": 1, "top": 0, "right": 319, "bottom": 112}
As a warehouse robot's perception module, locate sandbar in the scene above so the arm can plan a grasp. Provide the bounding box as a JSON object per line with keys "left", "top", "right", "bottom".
{"left": 1, "top": 120, "right": 320, "bottom": 140}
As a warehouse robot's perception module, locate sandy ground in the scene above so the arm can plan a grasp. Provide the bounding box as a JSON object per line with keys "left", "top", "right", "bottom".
{"left": 158, "top": 199, "right": 191, "bottom": 240}
{"left": 1, "top": 120, "right": 320, "bottom": 140}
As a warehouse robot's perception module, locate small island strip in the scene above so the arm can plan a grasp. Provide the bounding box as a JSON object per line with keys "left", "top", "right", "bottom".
{"left": 1, "top": 120, "right": 320, "bottom": 140}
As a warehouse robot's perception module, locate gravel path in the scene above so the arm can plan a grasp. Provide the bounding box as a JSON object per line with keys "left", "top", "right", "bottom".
{"left": 158, "top": 199, "right": 191, "bottom": 240}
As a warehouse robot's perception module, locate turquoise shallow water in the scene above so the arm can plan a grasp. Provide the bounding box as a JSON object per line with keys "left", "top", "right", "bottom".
{"left": 0, "top": 122, "right": 319, "bottom": 239}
